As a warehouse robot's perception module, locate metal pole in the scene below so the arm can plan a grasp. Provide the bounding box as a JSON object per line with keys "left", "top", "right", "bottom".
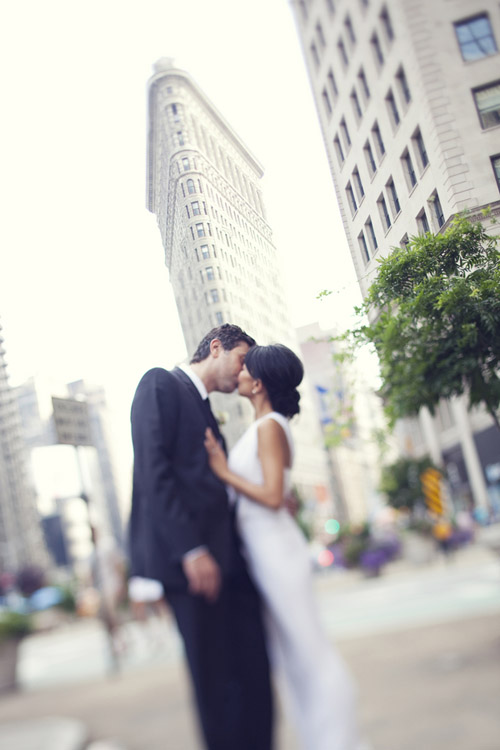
{"left": 74, "top": 445, "right": 120, "bottom": 673}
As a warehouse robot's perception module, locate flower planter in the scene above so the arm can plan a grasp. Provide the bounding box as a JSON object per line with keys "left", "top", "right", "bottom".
{"left": 0, "top": 638, "right": 20, "bottom": 692}
{"left": 403, "top": 531, "right": 436, "bottom": 565}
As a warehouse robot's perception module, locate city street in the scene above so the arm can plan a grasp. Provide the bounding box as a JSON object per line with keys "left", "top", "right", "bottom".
{"left": 1, "top": 542, "right": 499, "bottom": 749}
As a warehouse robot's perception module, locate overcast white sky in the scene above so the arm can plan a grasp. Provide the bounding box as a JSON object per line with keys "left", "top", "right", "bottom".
{"left": 0, "top": 0, "right": 363, "bottom": 437}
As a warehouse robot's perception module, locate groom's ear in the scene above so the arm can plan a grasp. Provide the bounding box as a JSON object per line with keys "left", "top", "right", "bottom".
{"left": 209, "top": 338, "right": 222, "bottom": 358}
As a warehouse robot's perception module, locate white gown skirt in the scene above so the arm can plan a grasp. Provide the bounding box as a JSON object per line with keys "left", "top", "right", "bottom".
{"left": 237, "top": 501, "right": 359, "bottom": 750}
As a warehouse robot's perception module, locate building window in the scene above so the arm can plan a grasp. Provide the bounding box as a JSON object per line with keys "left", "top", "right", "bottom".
{"left": 316, "top": 22, "right": 326, "bottom": 48}
{"left": 371, "top": 121, "right": 385, "bottom": 159}
{"left": 358, "top": 68, "right": 370, "bottom": 101}
{"left": 401, "top": 149, "right": 417, "bottom": 190}
{"left": 386, "top": 89, "right": 400, "bottom": 128}
{"left": 386, "top": 178, "right": 401, "bottom": 216}
{"left": 491, "top": 154, "right": 500, "bottom": 190}
{"left": 326, "top": 0, "right": 335, "bottom": 15}
{"left": 187, "top": 178, "right": 195, "bottom": 194}
{"left": 455, "top": 14, "right": 497, "bottom": 62}
{"left": 340, "top": 118, "right": 351, "bottom": 148}
{"left": 346, "top": 182, "right": 358, "bottom": 216}
{"left": 378, "top": 193, "right": 392, "bottom": 231}
{"left": 417, "top": 209, "right": 430, "bottom": 234}
{"left": 206, "top": 267, "right": 215, "bottom": 281}
{"left": 358, "top": 231, "right": 370, "bottom": 263}
{"left": 396, "top": 66, "right": 411, "bottom": 106}
{"left": 201, "top": 244, "right": 210, "bottom": 259}
{"left": 177, "top": 131, "right": 185, "bottom": 146}
{"left": 338, "top": 38, "right": 349, "bottom": 67}
{"left": 210, "top": 289, "right": 219, "bottom": 303}
{"left": 196, "top": 223, "right": 205, "bottom": 237}
{"left": 344, "top": 15, "right": 356, "bottom": 45}
{"left": 413, "top": 128, "right": 429, "bottom": 170}
{"left": 353, "top": 167, "right": 365, "bottom": 200}
{"left": 351, "top": 88, "right": 362, "bottom": 121}
{"left": 191, "top": 201, "right": 201, "bottom": 216}
{"left": 473, "top": 81, "right": 500, "bottom": 129}
{"left": 298, "top": 0, "right": 308, "bottom": 20}
{"left": 182, "top": 157, "right": 190, "bottom": 171}
{"left": 322, "top": 88, "right": 333, "bottom": 116}
{"left": 400, "top": 233, "right": 409, "bottom": 249}
{"left": 185, "top": 206, "right": 190, "bottom": 219}
{"left": 327, "top": 69, "right": 338, "bottom": 98}
{"left": 365, "top": 217, "right": 378, "bottom": 252}
{"left": 215, "top": 311, "right": 224, "bottom": 325}
{"left": 371, "top": 32, "right": 384, "bottom": 67}
{"left": 194, "top": 248, "right": 199, "bottom": 261}
{"left": 429, "top": 190, "right": 445, "bottom": 229}
{"left": 334, "top": 135, "right": 345, "bottom": 166}
{"left": 380, "top": 5, "right": 394, "bottom": 42}
{"left": 310, "top": 42, "right": 320, "bottom": 68}
{"left": 364, "top": 140, "right": 377, "bottom": 177}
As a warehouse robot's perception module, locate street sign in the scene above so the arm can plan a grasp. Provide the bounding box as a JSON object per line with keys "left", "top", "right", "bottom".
{"left": 420, "top": 467, "right": 444, "bottom": 516}
{"left": 51, "top": 397, "right": 93, "bottom": 446}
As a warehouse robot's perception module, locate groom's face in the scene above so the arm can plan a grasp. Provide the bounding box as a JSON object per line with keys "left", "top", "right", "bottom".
{"left": 214, "top": 342, "right": 250, "bottom": 393}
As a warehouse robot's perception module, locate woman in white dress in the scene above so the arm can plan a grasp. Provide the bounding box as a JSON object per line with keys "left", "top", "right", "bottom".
{"left": 204, "top": 344, "right": 361, "bottom": 750}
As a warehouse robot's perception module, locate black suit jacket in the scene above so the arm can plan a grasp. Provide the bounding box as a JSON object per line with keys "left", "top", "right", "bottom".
{"left": 129, "top": 367, "right": 235, "bottom": 590}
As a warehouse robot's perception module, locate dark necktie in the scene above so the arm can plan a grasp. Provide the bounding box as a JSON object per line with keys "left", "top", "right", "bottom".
{"left": 202, "top": 397, "right": 227, "bottom": 454}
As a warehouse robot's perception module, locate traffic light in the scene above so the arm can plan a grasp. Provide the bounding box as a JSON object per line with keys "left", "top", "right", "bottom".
{"left": 420, "top": 467, "right": 444, "bottom": 516}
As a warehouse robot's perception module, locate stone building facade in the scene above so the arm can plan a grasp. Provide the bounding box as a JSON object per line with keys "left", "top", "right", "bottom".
{"left": 290, "top": 0, "right": 500, "bottom": 513}
{"left": 146, "top": 59, "right": 334, "bottom": 512}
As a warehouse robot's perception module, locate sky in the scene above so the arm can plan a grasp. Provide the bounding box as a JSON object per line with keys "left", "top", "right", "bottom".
{"left": 0, "top": 0, "right": 365, "bottom": 468}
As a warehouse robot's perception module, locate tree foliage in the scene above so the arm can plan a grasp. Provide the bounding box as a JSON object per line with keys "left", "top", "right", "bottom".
{"left": 379, "top": 455, "right": 435, "bottom": 511}
{"left": 343, "top": 213, "right": 500, "bottom": 428}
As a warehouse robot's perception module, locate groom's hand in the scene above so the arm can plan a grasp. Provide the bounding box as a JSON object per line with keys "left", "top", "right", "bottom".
{"left": 183, "top": 552, "right": 221, "bottom": 603}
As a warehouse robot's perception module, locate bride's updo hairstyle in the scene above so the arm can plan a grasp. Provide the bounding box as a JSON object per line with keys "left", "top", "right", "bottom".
{"left": 244, "top": 344, "right": 304, "bottom": 418}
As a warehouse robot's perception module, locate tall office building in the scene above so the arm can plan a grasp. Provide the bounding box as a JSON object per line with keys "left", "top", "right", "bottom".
{"left": 290, "top": 0, "right": 500, "bottom": 513}
{"left": 0, "top": 322, "right": 50, "bottom": 573}
{"left": 146, "top": 59, "right": 334, "bottom": 511}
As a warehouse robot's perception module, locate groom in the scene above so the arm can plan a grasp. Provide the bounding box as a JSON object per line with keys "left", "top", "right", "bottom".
{"left": 129, "top": 324, "right": 273, "bottom": 750}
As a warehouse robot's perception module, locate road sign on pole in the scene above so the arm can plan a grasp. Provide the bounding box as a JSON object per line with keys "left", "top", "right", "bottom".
{"left": 51, "top": 397, "right": 93, "bottom": 447}
{"left": 420, "top": 467, "right": 444, "bottom": 516}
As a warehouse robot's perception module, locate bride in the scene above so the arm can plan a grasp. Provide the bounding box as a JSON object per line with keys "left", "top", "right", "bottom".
{"left": 204, "top": 343, "right": 361, "bottom": 750}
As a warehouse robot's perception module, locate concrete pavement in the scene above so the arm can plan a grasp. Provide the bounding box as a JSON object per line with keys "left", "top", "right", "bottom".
{"left": 0, "top": 611, "right": 499, "bottom": 749}
{"left": 1, "top": 541, "right": 499, "bottom": 749}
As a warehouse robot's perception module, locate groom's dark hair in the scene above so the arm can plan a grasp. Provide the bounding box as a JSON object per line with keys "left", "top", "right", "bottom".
{"left": 190, "top": 324, "right": 256, "bottom": 363}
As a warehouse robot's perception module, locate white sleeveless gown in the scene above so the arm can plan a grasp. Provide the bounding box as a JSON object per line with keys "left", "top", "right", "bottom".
{"left": 228, "top": 412, "right": 360, "bottom": 750}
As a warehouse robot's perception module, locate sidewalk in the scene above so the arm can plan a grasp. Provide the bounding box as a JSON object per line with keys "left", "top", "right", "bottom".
{"left": 1, "top": 539, "right": 499, "bottom": 749}
{"left": 0, "top": 610, "right": 499, "bottom": 750}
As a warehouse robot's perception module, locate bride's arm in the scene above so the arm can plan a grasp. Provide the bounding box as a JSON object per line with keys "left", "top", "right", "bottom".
{"left": 204, "top": 421, "right": 288, "bottom": 509}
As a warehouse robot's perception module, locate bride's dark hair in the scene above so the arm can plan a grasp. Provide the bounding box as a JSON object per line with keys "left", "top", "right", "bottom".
{"left": 244, "top": 344, "right": 304, "bottom": 418}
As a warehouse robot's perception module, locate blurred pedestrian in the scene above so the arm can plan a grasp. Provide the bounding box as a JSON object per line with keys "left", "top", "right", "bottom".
{"left": 129, "top": 325, "right": 273, "bottom": 750}
{"left": 89, "top": 527, "right": 128, "bottom": 660}
{"left": 205, "top": 344, "right": 362, "bottom": 750}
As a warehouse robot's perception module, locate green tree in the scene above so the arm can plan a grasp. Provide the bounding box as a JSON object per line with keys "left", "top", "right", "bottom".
{"left": 342, "top": 213, "right": 500, "bottom": 429}
{"left": 379, "top": 455, "right": 435, "bottom": 511}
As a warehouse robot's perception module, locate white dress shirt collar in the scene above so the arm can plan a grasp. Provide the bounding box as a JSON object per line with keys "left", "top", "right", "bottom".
{"left": 178, "top": 362, "right": 209, "bottom": 400}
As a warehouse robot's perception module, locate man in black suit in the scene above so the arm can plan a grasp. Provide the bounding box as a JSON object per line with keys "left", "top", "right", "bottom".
{"left": 129, "top": 324, "right": 273, "bottom": 750}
